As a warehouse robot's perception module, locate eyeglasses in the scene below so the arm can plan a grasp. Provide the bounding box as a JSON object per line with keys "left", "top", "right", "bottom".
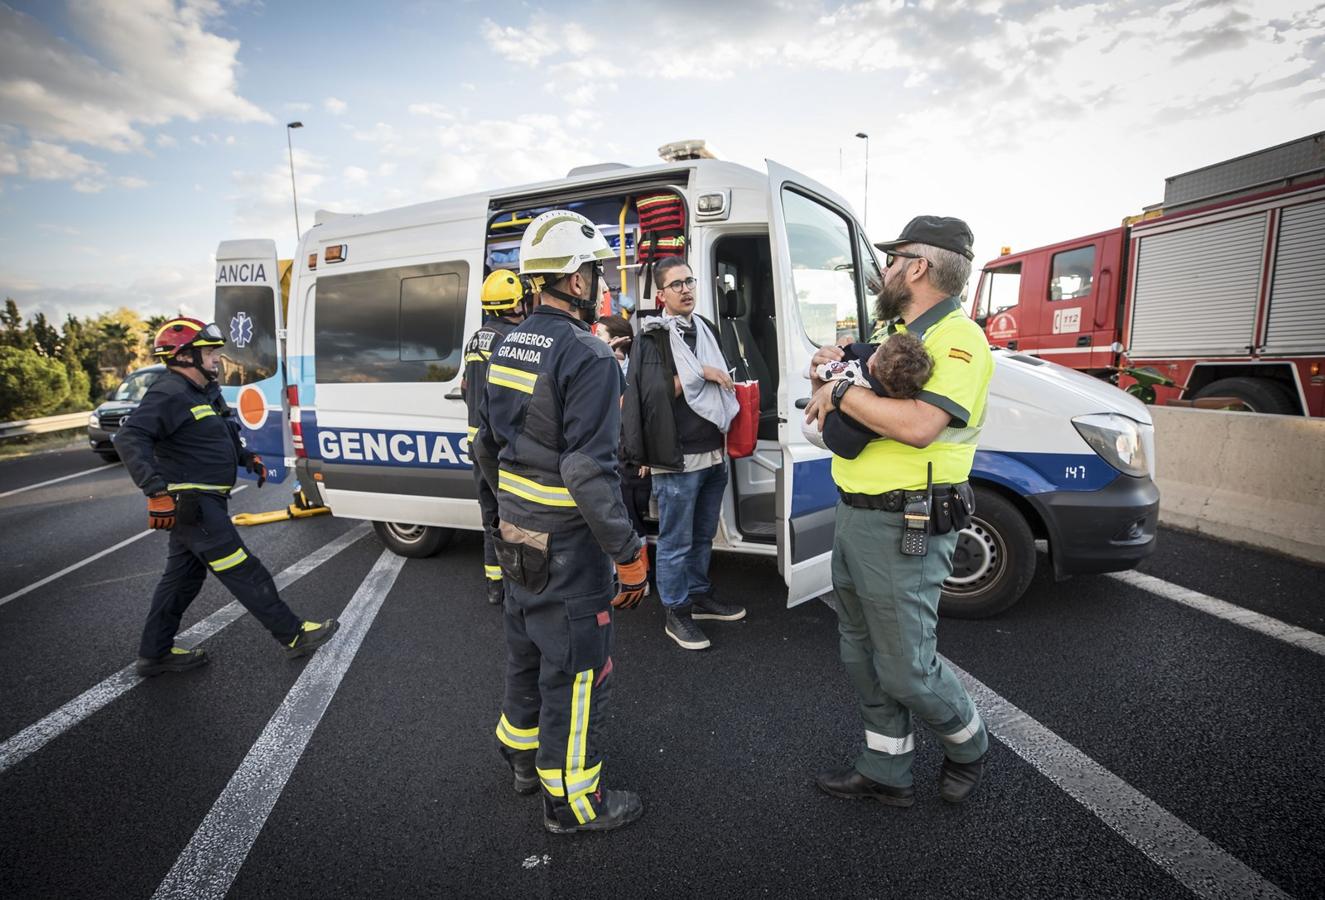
{"left": 663, "top": 277, "right": 697, "bottom": 292}
{"left": 884, "top": 250, "right": 929, "bottom": 268}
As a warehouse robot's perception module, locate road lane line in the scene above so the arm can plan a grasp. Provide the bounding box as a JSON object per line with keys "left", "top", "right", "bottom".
{"left": 948, "top": 657, "right": 1290, "bottom": 900}
{"left": 153, "top": 548, "right": 406, "bottom": 900}
{"left": 0, "top": 522, "right": 371, "bottom": 776}
{"left": 0, "top": 461, "right": 122, "bottom": 500}
{"left": 1109, "top": 569, "right": 1325, "bottom": 659}
{"left": 0, "top": 486, "right": 248, "bottom": 609}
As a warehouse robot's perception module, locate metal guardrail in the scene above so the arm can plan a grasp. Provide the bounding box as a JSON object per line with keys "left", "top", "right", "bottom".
{"left": 0, "top": 411, "right": 92, "bottom": 442}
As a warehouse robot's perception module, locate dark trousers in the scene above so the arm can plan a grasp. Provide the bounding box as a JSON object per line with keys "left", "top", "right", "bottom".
{"left": 474, "top": 465, "right": 502, "bottom": 585}
{"left": 140, "top": 492, "right": 302, "bottom": 658}
{"left": 494, "top": 524, "right": 616, "bottom": 827}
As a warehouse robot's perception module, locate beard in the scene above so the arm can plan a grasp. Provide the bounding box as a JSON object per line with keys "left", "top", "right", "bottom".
{"left": 874, "top": 277, "right": 912, "bottom": 323}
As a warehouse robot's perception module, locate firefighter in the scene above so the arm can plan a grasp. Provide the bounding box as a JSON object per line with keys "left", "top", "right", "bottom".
{"left": 117, "top": 317, "right": 339, "bottom": 676}
{"left": 461, "top": 269, "right": 531, "bottom": 606}
{"left": 473, "top": 210, "right": 649, "bottom": 834}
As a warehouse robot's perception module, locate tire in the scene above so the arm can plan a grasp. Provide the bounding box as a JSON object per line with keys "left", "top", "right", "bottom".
{"left": 1193, "top": 377, "right": 1295, "bottom": 415}
{"left": 96, "top": 451, "right": 119, "bottom": 463}
{"left": 940, "top": 488, "right": 1036, "bottom": 619}
{"left": 372, "top": 521, "right": 454, "bottom": 558}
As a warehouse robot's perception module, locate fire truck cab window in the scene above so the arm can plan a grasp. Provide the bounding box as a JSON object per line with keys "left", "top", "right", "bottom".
{"left": 1049, "top": 246, "right": 1095, "bottom": 301}
{"left": 975, "top": 264, "right": 1022, "bottom": 319}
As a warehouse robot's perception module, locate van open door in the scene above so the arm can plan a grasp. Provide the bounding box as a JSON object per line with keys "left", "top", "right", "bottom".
{"left": 213, "top": 239, "right": 291, "bottom": 485}
{"left": 766, "top": 161, "right": 875, "bottom": 606}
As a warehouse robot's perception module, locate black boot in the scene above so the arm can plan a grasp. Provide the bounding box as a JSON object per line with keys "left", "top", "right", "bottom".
{"left": 815, "top": 767, "right": 915, "bottom": 807}
{"left": 486, "top": 579, "right": 504, "bottom": 606}
{"left": 938, "top": 752, "right": 987, "bottom": 804}
{"left": 285, "top": 619, "right": 340, "bottom": 659}
{"left": 500, "top": 747, "right": 539, "bottom": 795}
{"left": 135, "top": 646, "right": 208, "bottom": 677}
{"left": 544, "top": 789, "right": 643, "bottom": 834}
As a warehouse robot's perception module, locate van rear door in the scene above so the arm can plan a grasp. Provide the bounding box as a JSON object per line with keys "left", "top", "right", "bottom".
{"left": 766, "top": 161, "right": 876, "bottom": 605}
{"left": 214, "top": 239, "right": 290, "bottom": 485}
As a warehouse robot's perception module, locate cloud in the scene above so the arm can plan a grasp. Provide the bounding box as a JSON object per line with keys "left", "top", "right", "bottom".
{"left": 480, "top": 15, "right": 620, "bottom": 104}
{"left": 155, "top": 133, "right": 178, "bottom": 148}
{"left": 37, "top": 223, "right": 80, "bottom": 235}
{"left": 1, "top": 265, "right": 214, "bottom": 323}
{"left": 285, "top": 101, "right": 311, "bottom": 112}
{"left": 22, "top": 141, "right": 105, "bottom": 182}
{"left": 118, "top": 175, "right": 148, "bottom": 189}
{"left": 408, "top": 102, "right": 454, "bottom": 120}
{"left": 324, "top": 96, "right": 347, "bottom": 115}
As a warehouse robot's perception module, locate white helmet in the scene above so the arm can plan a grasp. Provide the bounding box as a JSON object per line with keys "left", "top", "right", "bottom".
{"left": 519, "top": 210, "right": 615, "bottom": 277}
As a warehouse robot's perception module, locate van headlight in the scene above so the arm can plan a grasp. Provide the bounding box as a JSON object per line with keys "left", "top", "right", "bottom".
{"left": 1071, "top": 413, "right": 1149, "bottom": 477}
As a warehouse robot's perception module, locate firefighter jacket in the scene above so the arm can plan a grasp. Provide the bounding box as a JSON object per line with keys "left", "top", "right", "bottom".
{"left": 461, "top": 315, "right": 520, "bottom": 438}
{"left": 473, "top": 305, "right": 641, "bottom": 564}
{"left": 117, "top": 369, "right": 255, "bottom": 497}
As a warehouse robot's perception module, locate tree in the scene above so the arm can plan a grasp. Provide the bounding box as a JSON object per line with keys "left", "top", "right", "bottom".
{"left": 1, "top": 299, "right": 23, "bottom": 348}
{"left": 28, "top": 312, "right": 61, "bottom": 358}
{"left": 0, "top": 346, "right": 69, "bottom": 420}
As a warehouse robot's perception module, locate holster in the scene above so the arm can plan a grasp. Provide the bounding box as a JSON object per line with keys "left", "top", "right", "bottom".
{"left": 495, "top": 522, "right": 551, "bottom": 593}
{"left": 931, "top": 482, "right": 975, "bottom": 535}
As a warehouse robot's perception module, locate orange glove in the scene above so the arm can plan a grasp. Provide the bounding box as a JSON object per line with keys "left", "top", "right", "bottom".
{"left": 147, "top": 493, "right": 176, "bottom": 530}
{"left": 245, "top": 455, "right": 266, "bottom": 488}
{"left": 611, "top": 549, "right": 649, "bottom": 609}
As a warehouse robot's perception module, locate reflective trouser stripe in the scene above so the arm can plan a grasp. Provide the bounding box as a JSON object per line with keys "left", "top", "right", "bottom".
{"left": 208, "top": 548, "right": 248, "bottom": 572}
{"left": 865, "top": 729, "right": 915, "bottom": 755}
{"left": 467, "top": 426, "right": 478, "bottom": 441}
{"left": 939, "top": 709, "right": 984, "bottom": 745}
{"left": 498, "top": 470, "right": 576, "bottom": 508}
{"left": 566, "top": 670, "right": 595, "bottom": 824}
{"left": 166, "top": 483, "right": 231, "bottom": 493}
{"left": 484, "top": 565, "right": 502, "bottom": 581}
{"left": 495, "top": 714, "right": 538, "bottom": 751}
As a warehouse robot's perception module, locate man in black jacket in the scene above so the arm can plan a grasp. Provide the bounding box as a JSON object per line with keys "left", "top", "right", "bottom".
{"left": 117, "top": 318, "right": 338, "bottom": 676}
{"left": 621, "top": 257, "right": 745, "bottom": 651}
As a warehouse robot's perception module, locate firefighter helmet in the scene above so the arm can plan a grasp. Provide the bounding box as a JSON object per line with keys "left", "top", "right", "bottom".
{"left": 480, "top": 269, "right": 525, "bottom": 313}
{"left": 518, "top": 210, "right": 615, "bottom": 277}
{"left": 152, "top": 317, "right": 225, "bottom": 362}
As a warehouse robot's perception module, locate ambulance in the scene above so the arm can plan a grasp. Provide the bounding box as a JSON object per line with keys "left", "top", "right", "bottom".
{"left": 212, "top": 143, "right": 1159, "bottom": 618}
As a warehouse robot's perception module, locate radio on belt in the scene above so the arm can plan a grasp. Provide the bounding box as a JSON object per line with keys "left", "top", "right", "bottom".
{"left": 901, "top": 463, "right": 933, "bottom": 557}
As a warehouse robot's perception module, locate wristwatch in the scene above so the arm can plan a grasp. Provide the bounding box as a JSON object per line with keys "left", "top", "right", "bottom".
{"left": 831, "top": 379, "right": 852, "bottom": 410}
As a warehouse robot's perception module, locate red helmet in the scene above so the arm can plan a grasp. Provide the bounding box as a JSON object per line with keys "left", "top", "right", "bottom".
{"left": 152, "top": 317, "right": 225, "bottom": 362}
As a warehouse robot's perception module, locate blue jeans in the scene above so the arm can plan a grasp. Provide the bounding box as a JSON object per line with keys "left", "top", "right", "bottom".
{"left": 652, "top": 461, "right": 728, "bottom": 609}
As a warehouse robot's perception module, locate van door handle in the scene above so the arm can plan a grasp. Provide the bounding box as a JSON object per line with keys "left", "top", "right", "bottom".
{"left": 445, "top": 388, "right": 462, "bottom": 400}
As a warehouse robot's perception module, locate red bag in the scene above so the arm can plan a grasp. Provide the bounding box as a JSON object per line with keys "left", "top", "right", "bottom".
{"left": 726, "top": 381, "right": 760, "bottom": 459}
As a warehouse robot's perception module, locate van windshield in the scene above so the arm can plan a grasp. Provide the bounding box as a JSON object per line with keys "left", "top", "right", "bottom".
{"left": 214, "top": 285, "right": 278, "bottom": 386}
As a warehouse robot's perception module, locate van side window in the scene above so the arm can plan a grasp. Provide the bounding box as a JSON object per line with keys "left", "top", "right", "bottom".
{"left": 1049, "top": 246, "right": 1094, "bottom": 301}
{"left": 315, "top": 261, "right": 469, "bottom": 383}
{"left": 781, "top": 188, "right": 861, "bottom": 347}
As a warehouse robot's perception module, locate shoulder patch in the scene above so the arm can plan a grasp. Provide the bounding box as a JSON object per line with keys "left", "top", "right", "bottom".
{"left": 948, "top": 347, "right": 973, "bottom": 363}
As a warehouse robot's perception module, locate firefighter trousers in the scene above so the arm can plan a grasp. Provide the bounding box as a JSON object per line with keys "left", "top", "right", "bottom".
{"left": 494, "top": 523, "right": 616, "bottom": 828}
{"left": 473, "top": 465, "right": 502, "bottom": 586}
{"left": 139, "top": 492, "right": 303, "bottom": 659}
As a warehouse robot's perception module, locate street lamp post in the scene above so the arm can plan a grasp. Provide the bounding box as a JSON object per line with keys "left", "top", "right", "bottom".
{"left": 286, "top": 121, "right": 303, "bottom": 244}
{"left": 855, "top": 132, "right": 869, "bottom": 230}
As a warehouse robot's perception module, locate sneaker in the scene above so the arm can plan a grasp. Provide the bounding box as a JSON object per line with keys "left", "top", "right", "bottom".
{"left": 543, "top": 789, "right": 643, "bottom": 834}
{"left": 938, "top": 752, "right": 987, "bottom": 804}
{"left": 135, "top": 646, "right": 208, "bottom": 677}
{"left": 486, "top": 579, "right": 504, "bottom": 606}
{"left": 664, "top": 606, "right": 711, "bottom": 651}
{"left": 691, "top": 592, "right": 746, "bottom": 622}
{"left": 285, "top": 619, "right": 340, "bottom": 659}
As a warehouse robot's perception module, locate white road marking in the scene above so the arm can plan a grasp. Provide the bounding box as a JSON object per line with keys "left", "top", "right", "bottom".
{"left": 949, "top": 656, "right": 1290, "bottom": 900}
{"left": 0, "top": 461, "right": 121, "bottom": 500}
{"left": 0, "top": 522, "right": 371, "bottom": 776}
{"left": 0, "top": 486, "right": 248, "bottom": 609}
{"left": 153, "top": 548, "right": 406, "bottom": 900}
{"left": 1109, "top": 569, "right": 1325, "bottom": 659}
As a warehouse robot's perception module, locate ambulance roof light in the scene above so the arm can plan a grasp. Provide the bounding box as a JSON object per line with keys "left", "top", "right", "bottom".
{"left": 658, "top": 139, "right": 719, "bottom": 162}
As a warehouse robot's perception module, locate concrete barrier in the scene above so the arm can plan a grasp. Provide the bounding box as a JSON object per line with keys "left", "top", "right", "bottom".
{"left": 1151, "top": 406, "right": 1325, "bottom": 565}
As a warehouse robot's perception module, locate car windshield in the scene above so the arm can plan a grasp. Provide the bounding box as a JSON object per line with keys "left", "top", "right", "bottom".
{"left": 111, "top": 369, "right": 163, "bottom": 402}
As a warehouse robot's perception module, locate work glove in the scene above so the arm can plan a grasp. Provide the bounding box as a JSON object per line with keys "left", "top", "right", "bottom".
{"left": 147, "top": 493, "right": 176, "bottom": 530}
{"left": 246, "top": 455, "right": 266, "bottom": 488}
{"left": 611, "top": 549, "right": 650, "bottom": 609}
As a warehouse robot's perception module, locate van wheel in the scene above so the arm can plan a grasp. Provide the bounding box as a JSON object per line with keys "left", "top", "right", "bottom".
{"left": 940, "top": 489, "right": 1035, "bottom": 619}
{"left": 1193, "top": 377, "right": 1295, "bottom": 415}
{"left": 372, "top": 521, "right": 454, "bottom": 558}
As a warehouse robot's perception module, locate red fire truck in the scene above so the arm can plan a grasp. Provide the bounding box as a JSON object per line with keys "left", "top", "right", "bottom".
{"left": 970, "top": 133, "right": 1325, "bottom": 416}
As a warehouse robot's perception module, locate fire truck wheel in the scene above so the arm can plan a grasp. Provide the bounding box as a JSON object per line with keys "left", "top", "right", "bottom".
{"left": 940, "top": 487, "right": 1036, "bottom": 619}
{"left": 1193, "top": 377, "right": 1295, "bottom": 415}
{"left": 373, "top": 521, "right": 454, "bottom": 558}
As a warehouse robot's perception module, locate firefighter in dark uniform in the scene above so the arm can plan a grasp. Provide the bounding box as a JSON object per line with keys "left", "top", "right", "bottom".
{"left": 474, "top": 210, "right": 649, "bottom": 834}
{"left": 461, "top": 269, "right": 531, "bottom": 606}
{"left": 117, "top": 317, "right": 340, "bottom": 676}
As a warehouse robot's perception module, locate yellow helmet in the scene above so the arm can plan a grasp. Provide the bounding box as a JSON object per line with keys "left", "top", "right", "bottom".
{"left": 481, "top": 269, "right": 525, "bottom": 313}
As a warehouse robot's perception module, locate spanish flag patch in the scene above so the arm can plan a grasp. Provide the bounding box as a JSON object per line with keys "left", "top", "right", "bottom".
{"left": 948, "top": 347, "right": 973, "bottom": 363}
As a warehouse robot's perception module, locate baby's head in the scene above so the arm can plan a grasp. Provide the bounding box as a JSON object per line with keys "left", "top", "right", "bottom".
{"left": 867, "top": 333, "right": 933, "bottom": 399}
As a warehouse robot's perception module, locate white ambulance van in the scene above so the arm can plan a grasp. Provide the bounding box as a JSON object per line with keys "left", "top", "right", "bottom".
{"left": 213, "top": 150, "right": 1159, "bottom": 618}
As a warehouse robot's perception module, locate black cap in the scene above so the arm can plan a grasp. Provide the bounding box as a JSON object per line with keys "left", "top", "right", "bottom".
{"left": 874, "top": 215, "right": 974, "bottom": 260}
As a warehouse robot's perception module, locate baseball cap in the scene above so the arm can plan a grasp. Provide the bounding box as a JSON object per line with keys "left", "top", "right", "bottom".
{"left": 874, "top": 215, "right": 975, "bottom": 260}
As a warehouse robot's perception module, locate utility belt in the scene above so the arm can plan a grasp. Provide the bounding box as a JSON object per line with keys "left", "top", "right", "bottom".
{"left": 838, "top": 480, "right": 975, "bottom": 552}
{"left": 493, "top": 521, "right": 551, "bottom": 594}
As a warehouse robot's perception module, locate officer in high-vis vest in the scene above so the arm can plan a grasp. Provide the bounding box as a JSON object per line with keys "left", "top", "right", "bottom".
{"left": 473, "top": 210, "right": 649, "bottom": 834}
{"left": 461, "top": 269, "right": 531, "bottom": 605}
{"left": 117, "top": 318, "right": 340, "bottom": 676}
{"left": 803, "top": 216, "right": 993, "bottom": 807}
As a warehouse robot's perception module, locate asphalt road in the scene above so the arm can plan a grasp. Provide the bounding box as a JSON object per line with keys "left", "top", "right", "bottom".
{"left": 1, "top": 444, "right": 1322, "bottom": 899}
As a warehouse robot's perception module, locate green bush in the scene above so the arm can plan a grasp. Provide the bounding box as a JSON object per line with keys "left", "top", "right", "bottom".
{"left": 0, "top": 346, "right": 70, "bottom": 421}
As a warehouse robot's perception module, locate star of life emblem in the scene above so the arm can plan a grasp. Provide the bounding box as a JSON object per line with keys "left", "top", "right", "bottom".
{"left": 230, "top": 312, "right": 253, "bottom": 348}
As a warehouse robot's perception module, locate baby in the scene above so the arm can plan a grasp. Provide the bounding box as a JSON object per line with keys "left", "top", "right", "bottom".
{"left": 802, "top": 332, "right": 934, "bottom": 458}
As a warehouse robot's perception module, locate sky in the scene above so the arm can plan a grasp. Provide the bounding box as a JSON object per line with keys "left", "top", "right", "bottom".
{"left": 1, "top": 0, "right": 1322, "bottom": 325}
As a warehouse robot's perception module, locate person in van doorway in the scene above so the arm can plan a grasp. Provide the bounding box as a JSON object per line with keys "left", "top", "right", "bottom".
{"left": 462, "top": 269, "right": 531, "bottom": 606}
{"left": 473, "top": 210, "right": 649, "bottom": 835}
{"left": 803, "top": 216, "right": 993, "bottom": 806}
{"left": 621, "top": 257, "right": 743, "bottom": 652}
{"left": 117, "top": 318, "right": 339, "bottom": 677}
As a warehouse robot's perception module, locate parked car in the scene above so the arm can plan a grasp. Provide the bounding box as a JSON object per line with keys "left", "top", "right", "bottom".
{"left": 87, "top": 364, "right": 166, "bottom": 462}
